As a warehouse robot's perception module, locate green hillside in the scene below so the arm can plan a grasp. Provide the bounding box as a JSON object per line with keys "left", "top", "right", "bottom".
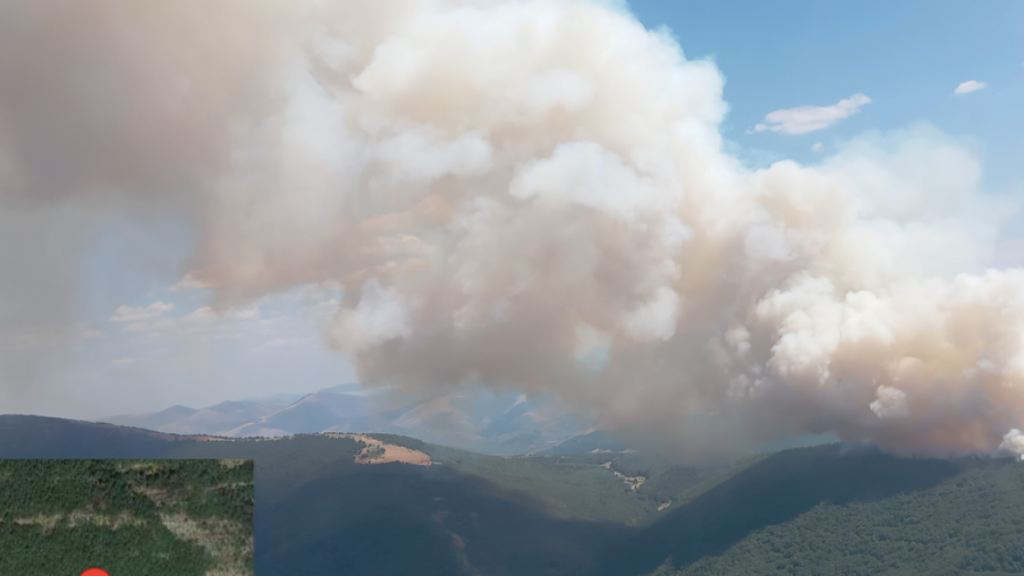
{"left": 641, "top": 455, "right": 1024, "bottom": 576}
{"left": 374, "top": 434, "right": 744, "bottom": 525}
{"left": 2, "top": 416, "right": 1024, "bottom": 575}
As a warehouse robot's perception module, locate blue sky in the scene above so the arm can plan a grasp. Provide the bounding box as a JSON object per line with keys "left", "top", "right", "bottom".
{"left": 630, "top": 1, "right": 1024, "bottom": 206}
{"left": 10, "top": 0, "right": 1024, "bottom": 419}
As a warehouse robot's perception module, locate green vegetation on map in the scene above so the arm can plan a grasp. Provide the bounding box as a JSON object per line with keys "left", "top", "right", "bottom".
{"left": 0, "top": 459, "right": 253, "bottom": 576}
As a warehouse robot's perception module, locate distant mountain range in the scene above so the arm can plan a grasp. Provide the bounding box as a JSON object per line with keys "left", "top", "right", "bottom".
{"left": 99, "top": 384, "right": 616, "bottom": 455}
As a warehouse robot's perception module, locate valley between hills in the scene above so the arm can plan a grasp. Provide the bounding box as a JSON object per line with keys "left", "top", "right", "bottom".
{"left": 2, "top": 414, "right": 1024, "bottom": 575}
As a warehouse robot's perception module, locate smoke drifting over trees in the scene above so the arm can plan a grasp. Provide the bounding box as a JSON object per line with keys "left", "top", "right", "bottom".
{"left": 2, "top": 0, "right": 1022, "bottom": 461}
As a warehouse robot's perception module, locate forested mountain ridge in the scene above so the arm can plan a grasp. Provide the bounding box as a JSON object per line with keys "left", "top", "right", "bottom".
{"left": 1, "top": 414, "right": 1023, "bottom": 575}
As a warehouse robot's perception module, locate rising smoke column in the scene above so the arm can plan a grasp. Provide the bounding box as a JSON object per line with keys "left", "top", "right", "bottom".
{"left": 1, "top": 0, "right": 1022, "bottom": 460}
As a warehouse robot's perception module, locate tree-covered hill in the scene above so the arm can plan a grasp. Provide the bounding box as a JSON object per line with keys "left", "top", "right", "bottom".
{"left": 2, "top": 415, "right": 1024, "bottom": 575}
{"left": 639, "top": 453, "right": 1024, "bottom": 576}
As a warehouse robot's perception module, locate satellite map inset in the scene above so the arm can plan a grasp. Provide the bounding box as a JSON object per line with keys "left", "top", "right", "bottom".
{"left": 0, "top": 459, "right": 253, "bottom": 576}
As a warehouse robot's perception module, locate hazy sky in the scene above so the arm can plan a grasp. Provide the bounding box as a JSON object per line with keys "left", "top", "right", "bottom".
{"left": 1, "top": 0, "right": 1022, "bottom": 442}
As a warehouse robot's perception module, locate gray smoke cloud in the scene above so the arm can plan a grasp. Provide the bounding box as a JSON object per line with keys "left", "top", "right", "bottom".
{"left": 2, "top": 0, "right": 1023, "bottom": 461}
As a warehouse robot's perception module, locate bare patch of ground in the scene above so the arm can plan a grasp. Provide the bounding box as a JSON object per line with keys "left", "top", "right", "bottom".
{"left": 118, "top": 461, "right": 167, "bottom": 475}
{"left": 601, "top": 460, "right": 644, "bottom": 490}
{"left": 131, "top": 483, "right": 173, "bottom": 505}
{"left": 160, "top": 512, "right": 252, "bottom": 576}
{"left": 324, "top": 433, "right": 433, "bottom": 466}
{"left": 123, "top": 466, "right": 252, "bottom": 576}
{"left": 12, "top": 513, "right": 61, "bottom": 531}
{"left": 219, "top": 459, "right": 248, "bottom": 470}
{"left": 12, "top": 510, "right": 146, "bottom": 532}
{"left": 613, "top": 470, "right": 645, "bottom": 491}
{"left": 658, "top": 500, "right": 672, "bottom": 511}
{"left": 67, "top": 509, "right": 147, "bottom": 529}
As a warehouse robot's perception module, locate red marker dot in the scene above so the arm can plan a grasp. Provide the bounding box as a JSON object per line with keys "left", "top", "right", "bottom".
{"left": 80, "top": 569, "right": 110, "bottom": 576}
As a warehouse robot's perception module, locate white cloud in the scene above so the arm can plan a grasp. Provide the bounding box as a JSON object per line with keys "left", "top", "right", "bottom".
{"left": 110, "top": 300, "right": 261, "bottom": 333}
{"left": 954, "top": 80, "right": 987, "bottom": 95}
{"left": 183, "top": 305, "right": 260, "bottom": 324}
{"left": 811, "top": 142, "right": 824, "bottom": 153}
{"left": 751, "top": 93, "right": 871, "bottom": 135}
{"left": 109, "top": 302, "right": 173, "bottom": 323}
{"left": 170, "top": 271, "right": 216, "bottom": 291}
{"left": 264, "top": 280, "right": 344, "bottom": 304}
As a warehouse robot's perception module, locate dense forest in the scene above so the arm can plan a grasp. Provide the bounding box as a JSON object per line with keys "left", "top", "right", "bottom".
{"left": 0, "top": 458, "right": 253, "bottom": 575}
{"left": 3, "top": 415, "right": 1024, "bottom": 575}
{"left": 643, "top": 455, "right": 1024, "bottom": 576}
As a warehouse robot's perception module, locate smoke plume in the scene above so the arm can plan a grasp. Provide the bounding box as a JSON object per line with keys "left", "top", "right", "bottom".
{"left": 2, "top": 0, "right": 1023, "bottom": 460}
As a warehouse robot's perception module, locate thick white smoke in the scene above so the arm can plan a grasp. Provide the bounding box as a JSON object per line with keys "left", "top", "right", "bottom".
{"left": 2, "top": 0, "right": 1023, "bottom": 460}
